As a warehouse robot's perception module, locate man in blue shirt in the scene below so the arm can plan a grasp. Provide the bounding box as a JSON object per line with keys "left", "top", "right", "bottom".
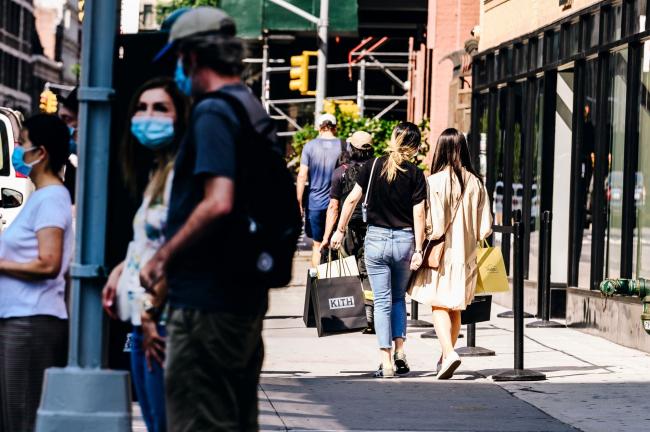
{"left": 296, "top": 113, "right": 342, "bottom": 267}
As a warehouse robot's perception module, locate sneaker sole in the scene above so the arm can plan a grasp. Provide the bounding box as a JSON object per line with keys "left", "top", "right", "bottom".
{"left": 437, "top": 359, "right": 461, "bottom": 380}
{"left": 394, "top": 359, "right": 410, "bottom": 375}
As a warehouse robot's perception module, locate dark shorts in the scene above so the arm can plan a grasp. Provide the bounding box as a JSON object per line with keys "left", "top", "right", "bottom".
{"left": 165, "top": 308, "right": 264, "bottom": 432}
{"left": 305, "top": 208, "right": 327, "bottom": 242}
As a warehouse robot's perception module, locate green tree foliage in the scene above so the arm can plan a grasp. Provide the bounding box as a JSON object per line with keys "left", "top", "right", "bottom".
{"left": 157, "top": 0, "right": 220, "bottom": 23}
{"left": 289, "top": 108, "right": 431, "bottom": 173}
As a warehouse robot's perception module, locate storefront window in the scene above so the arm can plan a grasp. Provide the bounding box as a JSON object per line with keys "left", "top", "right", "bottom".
{"left": 627, "top": 0, "right": 647, "bottom": 34}
{"left": 583, "top": 13, "right": 600, "bottom": 49}
{"left": 528, "top": 78, "right": 544, "bottom": 281}
{"left": 572, "top": 60, "right": 599, "bottom": 288}
{"left": 493, "top": 88, "right": 508, "bottom": 227}
{"left": 476, "top": 92, "right": 489, "bottom": 178}
{"left": 604, "top": 3, "right": 623, "bottom": 43}
{"left": 605, "top": 48, "right": 629, "bottom": 279}
{"left": 634, "top": 40, "right": 650, "bottom": 278}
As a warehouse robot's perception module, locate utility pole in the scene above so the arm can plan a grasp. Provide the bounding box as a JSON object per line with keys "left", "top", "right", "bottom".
{"left": 261, "top": 33, "right": 270, "bottom": 113}
{"left": 36, "top": 1, "right": 131, "bottom": 430}
{"left": 315, "top": 0, "right": 329, "bottom": 117}
{"left": 268, "top": 0, "right": 328, "bottom": 119}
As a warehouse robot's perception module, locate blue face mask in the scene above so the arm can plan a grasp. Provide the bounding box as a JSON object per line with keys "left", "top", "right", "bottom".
{"left": 174, "top": 60, "right": 192, "bottom": 96}
{"left": 12, "top": 146, "right": 41, "bottom": 177}
{"left": 130, "top": 116, "right": 175, "bottom": 149}
{"left": 68, "top": 126, "right": 77, "bottom": 155}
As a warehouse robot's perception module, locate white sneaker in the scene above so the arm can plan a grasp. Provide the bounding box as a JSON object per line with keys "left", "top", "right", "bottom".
{"left": 437, "top": 351, "right": 461, "bottom": 380}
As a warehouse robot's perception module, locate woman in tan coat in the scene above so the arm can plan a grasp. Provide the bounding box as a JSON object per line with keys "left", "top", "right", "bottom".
{"left": 409, "top": 128, "right": 492, "bottom": 379}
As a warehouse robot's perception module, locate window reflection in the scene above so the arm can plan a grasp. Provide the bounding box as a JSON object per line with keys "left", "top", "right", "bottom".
{"left": 605, "top": 49, "right": 628, "bottom": 279}
{"left": 634, "top": 41, "right": 650, "bottom": 278}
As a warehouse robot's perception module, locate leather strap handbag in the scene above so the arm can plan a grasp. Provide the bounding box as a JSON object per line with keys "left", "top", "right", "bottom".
{"left": 422, "top": 171, "right": 466, "bottom": 270}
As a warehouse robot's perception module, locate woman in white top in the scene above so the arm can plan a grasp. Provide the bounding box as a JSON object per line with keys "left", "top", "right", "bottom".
{"left": 409, "top": 128, "right": 492, "bottom": 379}
{"left": 0, "top": 114, "right": 74, "bottom": 431}
{"left": 101, "top": 77, "right": 189, "bottom": 432}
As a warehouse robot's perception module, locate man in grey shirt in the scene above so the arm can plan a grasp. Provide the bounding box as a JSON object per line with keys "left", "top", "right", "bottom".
{"left": 296, "top": 113, "right": 342, "bottom": 267}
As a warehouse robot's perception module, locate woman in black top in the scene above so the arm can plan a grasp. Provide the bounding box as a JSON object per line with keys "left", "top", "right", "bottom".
{"left": 331, "top": 122, "right": 426, "bottom": 378}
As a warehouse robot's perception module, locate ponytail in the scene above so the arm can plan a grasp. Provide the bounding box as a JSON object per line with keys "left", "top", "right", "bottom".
{"left": 381, "top": 122, "right": 421, "bottom": 183}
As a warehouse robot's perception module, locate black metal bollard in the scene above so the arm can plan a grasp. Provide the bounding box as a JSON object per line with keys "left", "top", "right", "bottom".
{"left": 407, "top": 301, "right": 434, "bottom": 328}
{"left": 497, "top": 210, "right": 534, "bottom": 319}
{"left": 456, "top": 323, "right": 495, "bottom": 357}
{"left": 527, "top": 211, "right": 565, "bottom": 328}
{"left": 493, "top": 220, "right": 546, "bottom": 381}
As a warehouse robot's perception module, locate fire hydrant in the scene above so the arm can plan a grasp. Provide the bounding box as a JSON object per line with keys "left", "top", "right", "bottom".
{"left": 599, "top": 278, "right": 650, "bottom": 335}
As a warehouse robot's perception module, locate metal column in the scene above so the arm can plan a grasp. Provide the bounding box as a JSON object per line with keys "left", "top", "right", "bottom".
{"left": 315, "top": 0, "right": 329, "bottom": 116}
{"left": 357, "top": 60, "right": 366, "bottom": 117}
{"left": 261, "top": 34, "right": 270, "bottom": 113}
{"left": 36, "top": 0, "right": 131, "bottom": 430}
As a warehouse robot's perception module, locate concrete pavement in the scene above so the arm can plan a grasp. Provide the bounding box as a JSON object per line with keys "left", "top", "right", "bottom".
{"left": 259, "top": 253, "right": 650, "bottom": 431}
{"left": 133, "top": 253, "right": 650, "bottom": 431}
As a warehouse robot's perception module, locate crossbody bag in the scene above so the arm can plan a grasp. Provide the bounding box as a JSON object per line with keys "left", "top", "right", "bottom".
{"left": 361, "top": 158, "right": 379, "bottom": 223}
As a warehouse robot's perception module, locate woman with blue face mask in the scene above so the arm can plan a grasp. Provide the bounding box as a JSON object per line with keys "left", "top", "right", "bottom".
{"left": 0, "top": 114, "right": 73, "bottom": 431}
{"left": 102, "top": 77, "right": 189, "bottom": 432}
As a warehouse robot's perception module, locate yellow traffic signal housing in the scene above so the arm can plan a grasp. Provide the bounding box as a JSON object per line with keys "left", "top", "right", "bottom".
{"left": 39, "top": 89, "right": 58, "bottom": 114}
{"left": 289, "top": 51, "right": 317, "bottom": 96}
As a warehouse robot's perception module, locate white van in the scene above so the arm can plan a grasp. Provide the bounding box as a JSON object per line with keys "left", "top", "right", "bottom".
{"left": 0, "top": 108, "right": 33, "bottom": 228}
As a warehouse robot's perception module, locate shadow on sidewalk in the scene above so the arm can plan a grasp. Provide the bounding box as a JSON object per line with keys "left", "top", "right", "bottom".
{"left": 258, "top": 376, "right": 578, "bottom": 432}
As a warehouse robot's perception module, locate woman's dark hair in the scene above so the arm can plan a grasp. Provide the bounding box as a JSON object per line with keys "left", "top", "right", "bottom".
{"left": 179, "top": 34, "right": 245, "bottom": 77}
{"left": 430, "top": 128, "right": 482, "bottom": 192}
{"left": 60, "top": 88, "right": 78, "bottom": 114}
{"left": 23, "top": 114, "right": 70, "bottom": 174}
{"left": 121, "top": 77, "right": 190, "bottom": 198}
{"left": 349, "top": 146, "right": 374, "bottom": 162}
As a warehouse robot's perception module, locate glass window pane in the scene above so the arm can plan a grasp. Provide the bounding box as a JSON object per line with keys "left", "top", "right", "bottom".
{"left": 576, "top": 60, "right": 598, "bottom": 288}
{"left": 528, "top": 78, "right": 544, "bottom": 282}
{"left": 585, "top": 13, "right": 600, "bottom": 49}
{"left": 605, "top": 49, "right": 629, "bottom": 279}
{"left": 477, "top": 93, "right": 489, "bottom": 178}
{"left": 605, "top": 4, "right": 623, "bottom": 43}
{"left": 493, "top": 88, "right": 508, "bottom": 227}
{"left": 634, "top": 41, "right": 650, "bottom": 278}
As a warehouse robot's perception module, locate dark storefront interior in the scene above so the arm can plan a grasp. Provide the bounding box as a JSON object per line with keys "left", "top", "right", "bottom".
{"left": 471, "top": 0, "right": 650, "bottom": 294}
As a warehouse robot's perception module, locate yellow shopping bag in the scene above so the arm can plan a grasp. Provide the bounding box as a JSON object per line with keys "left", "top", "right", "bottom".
{"left": 476, "top": 240, "right": 510, "bottom": 294}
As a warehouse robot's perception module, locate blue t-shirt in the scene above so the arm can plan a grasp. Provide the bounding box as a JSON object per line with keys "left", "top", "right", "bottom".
{"left": 165, "top": 84, "right": 270, "bottom": 314}
{"left": 301, "top": 137, "right": 341, "bottom": 210}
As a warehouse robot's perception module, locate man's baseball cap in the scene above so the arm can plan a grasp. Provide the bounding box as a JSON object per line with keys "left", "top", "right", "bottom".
{"left": 316, "top": 113, "right": 336, "bottom": 129}
{"left": 347, "top": 131, "right": 373, "bottom": 150}
{"left": 153, "top": 7, "right": 236, "bottom": 62}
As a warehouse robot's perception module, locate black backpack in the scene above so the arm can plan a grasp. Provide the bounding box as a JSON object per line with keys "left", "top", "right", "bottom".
{"left": 199, "top": 90, "right": 302, "bottom": 288}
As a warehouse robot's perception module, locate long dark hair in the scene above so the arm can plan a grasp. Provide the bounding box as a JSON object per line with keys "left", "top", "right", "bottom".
{"left": 121, "top": 77, "right": 189, "bottom": 199}
{"left": 430, "top": 128, "right": 482, "bottom": 192}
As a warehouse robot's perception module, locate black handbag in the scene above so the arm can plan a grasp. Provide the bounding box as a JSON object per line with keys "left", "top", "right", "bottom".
{"left": 460, "top": 295, "right": 493, "bottom": 325}
{"left": 303, "top": 270, "right": 317, "bottom": 328}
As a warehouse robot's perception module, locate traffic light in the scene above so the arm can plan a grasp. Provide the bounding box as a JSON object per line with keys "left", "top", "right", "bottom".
{"left": 289, "top": 51, "right": 317, "bottom": 95}
{"left": 78, "top": 1, "right": 85, "bottom": 22}
{"left": 39, "top": 89, "right": 58, "bottom": 114}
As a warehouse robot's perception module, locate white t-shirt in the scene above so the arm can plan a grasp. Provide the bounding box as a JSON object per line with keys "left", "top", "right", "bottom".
{"left": 0, "top": 185, "right": 73, "bottom": 319}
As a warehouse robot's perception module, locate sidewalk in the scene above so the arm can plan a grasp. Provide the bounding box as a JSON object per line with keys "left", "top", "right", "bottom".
{"left": 258, "top": 253, "right": 650, "bottom": 432}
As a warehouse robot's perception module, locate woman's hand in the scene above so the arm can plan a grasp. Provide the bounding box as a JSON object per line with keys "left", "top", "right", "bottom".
{"left": 140, "top": 249, "right": 168, "bottom": 292}
{"left": 320, "top": 237, "right": 330, "bottom": 251}
{"left": 102, "top": 262, "right": 124, "bottom": 320}
{"left": 330, "top": 230, "right": 345, "bottom": 250}
{"left": 410, "top": 251, "right": 423, "bottom": 271}
{"left": 141, "top": 312, "right": 165, "bottom": 371}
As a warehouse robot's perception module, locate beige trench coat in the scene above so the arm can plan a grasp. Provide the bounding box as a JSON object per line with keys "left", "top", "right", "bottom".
{"left": 408, "top": 168, "right": 493, "bottom": 310}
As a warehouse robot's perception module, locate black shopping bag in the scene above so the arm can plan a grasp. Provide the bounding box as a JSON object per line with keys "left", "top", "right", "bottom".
{"left": 312, "top": 275, "right": 367, "bottom": 337}
{"left": 303, "top": 270, "right": 316, "bottom": 328}
{"left": 461, "top": 295, "right": 492, "bottom": 325}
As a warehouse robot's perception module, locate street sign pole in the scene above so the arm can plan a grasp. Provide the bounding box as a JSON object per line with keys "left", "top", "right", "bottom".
{"left": 35, "top": 0, "right": 131, "bottom": 430}
{"left": 315, "top": 0, "right": 329, "bottom": 117}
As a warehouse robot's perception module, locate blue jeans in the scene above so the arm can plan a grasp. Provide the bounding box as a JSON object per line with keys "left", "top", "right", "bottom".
{"left": 364, "top": 226, "right": 414, "bottom": 349}
{"left": 131, "top": 325, "right": 166, "bottom": 432}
